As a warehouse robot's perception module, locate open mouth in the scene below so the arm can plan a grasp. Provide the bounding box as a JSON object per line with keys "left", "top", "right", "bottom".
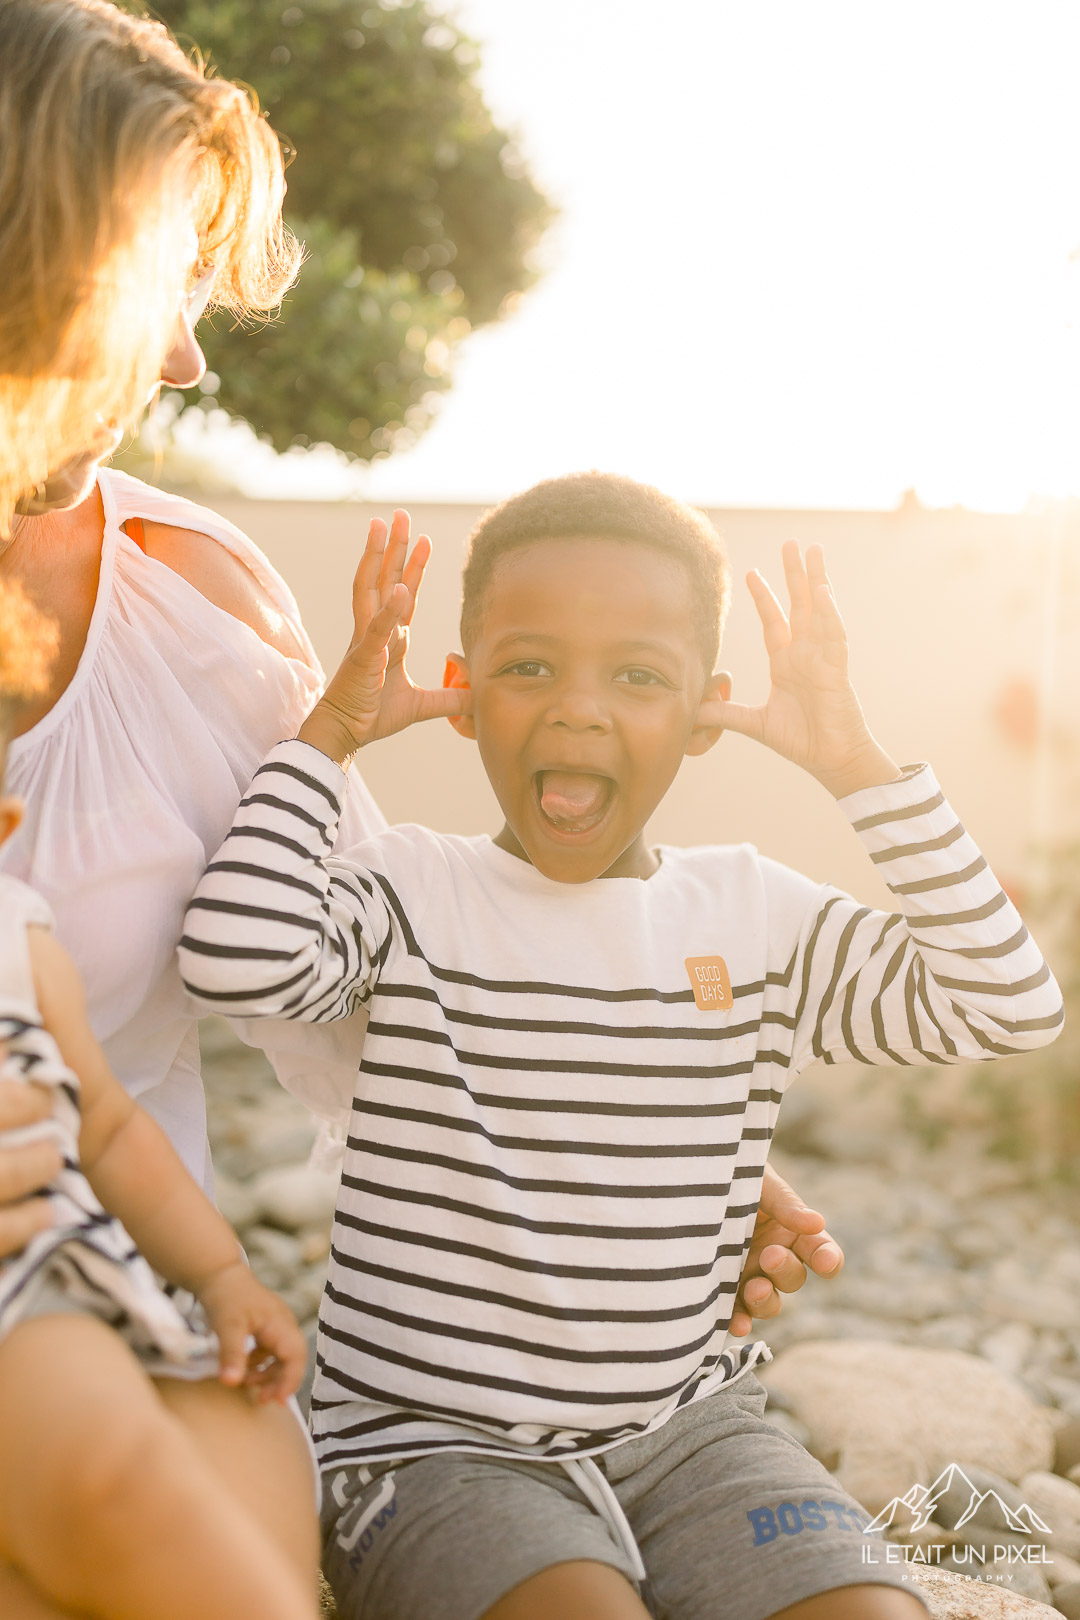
{"left": 535, "top": 770, "right": 614, "bottom": 835}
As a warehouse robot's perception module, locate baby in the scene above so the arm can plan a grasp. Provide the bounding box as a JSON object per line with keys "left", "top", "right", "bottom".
{"left": 0, "top": 579, "right": 318, "bottom": 1620}
{"left": 181, "top": 473, "right": 1063, "bottom": 1620}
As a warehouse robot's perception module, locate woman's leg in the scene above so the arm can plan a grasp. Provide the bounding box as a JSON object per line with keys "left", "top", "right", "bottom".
{"left": 0, "top": 1313, "right": 319, "bottom": 1620}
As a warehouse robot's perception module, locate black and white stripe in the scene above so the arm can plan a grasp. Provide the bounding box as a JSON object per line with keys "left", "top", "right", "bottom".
{"left": 180, "top": 743, "right": 1063, "bottom": 1467}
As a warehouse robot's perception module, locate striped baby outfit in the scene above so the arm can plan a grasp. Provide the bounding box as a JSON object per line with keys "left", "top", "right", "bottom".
{"left": 179, "top": 741, "right": 1063, "bottom": 1470}
{"left": 0, "top": 874, "right": 216, "bottom": 1375}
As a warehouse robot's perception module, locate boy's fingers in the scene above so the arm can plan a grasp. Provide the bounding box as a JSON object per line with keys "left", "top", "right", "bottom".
{"left": 746, "top": 571, "right": 791, "bottom": 658}
{"left": 400, "top": 534, "right": 432, "bottom": 628}
{"left": 430, "top": 686, "right": 473, "bottom": 716}
{"left": 741, "top": 1277, "right": 783, "bottom": 1319}
{"left": 758, "top": 1243, "right": 809, "bottom": 1294}
{"left": 379, "top": 509, "right": 412, "bottom": 601}
{"left": 351, "top": 520, "right": 388, "bottom": 638}
{"left": 782, "top": 541, "right": 813, "bottom": 640}
{"left": 797, "top": 1231, "right": 845, "bottom": 1278}
{"left": 812, "top": 583, "right": 849, "bottom": 671}
{"left": 352, "top": 586, "right": 409, "bottom": 661}
{"left": 757, "top": 1163, "right": 826, "bottom": 1234}
{"left": 706, "top": 700, "right": 765, "bottom": 744}
{"left": 413, "top": 686, "right": 473, "bottom": 724}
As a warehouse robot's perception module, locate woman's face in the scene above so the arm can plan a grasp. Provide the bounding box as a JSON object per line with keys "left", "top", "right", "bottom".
{"left": 17, "top": 260, "right": 213, "bottom": 516}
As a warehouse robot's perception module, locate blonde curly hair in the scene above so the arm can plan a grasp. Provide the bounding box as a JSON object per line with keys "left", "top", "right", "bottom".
{"left": 0, "top": 0, "right": 302, "bottom": 526}
{"left": 0, "top": 580, "right": 59, "bottom": 753}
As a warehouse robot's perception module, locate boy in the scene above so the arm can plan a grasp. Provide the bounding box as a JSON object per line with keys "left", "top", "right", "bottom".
{"left": 180, "top": 473, "right": 1063, "bottom": 1620}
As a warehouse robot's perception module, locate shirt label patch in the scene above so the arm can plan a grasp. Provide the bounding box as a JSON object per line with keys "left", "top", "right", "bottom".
{"left": 685, "top": 955, "right": 733, "bottom": 1011}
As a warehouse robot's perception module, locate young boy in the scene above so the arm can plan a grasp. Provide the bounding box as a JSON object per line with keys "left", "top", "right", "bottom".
{"left": 180, "top": 473, "right": 1063, "bottom": 1620}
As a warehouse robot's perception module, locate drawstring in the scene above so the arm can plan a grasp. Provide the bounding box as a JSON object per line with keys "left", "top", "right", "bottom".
{"left": 561, "top": 1456, "right": 647, "bottom": 1584}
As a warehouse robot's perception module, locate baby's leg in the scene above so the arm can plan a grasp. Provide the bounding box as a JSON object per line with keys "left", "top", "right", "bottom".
{"left": 153, "top": 1371, "right": 319, "bottom": 1577}
{"left": 0, "top": 1313, "right": 319, "bottom": 1620}
{"left": 0, "top": 1562, "right": 79, "bottom": 1618}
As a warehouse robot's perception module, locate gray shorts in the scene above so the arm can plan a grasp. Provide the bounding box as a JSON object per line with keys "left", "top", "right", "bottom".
{"left": 319, "top": 1373, "right": 927, "bottom": 1620}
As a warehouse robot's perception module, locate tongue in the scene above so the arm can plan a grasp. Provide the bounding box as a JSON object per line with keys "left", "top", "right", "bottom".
{"left": 539, "top": 772, "right": 609, "bottom": 827}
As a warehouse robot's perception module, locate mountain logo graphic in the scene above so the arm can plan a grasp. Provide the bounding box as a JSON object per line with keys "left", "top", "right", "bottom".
{"left": 862, "top": 1465, "right": 1052, "bottom": 1538}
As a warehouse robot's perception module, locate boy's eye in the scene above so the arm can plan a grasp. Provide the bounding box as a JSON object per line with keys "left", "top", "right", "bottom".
{"left": 615, "top": 667, "right": 666, "bottom": 687}
{"left": 502, "top": 660, "right": 552, "bottom": 678}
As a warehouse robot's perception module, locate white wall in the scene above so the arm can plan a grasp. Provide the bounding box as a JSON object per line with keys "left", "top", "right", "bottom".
{"left": 204, "top": 492, "right": 1080, "bottom": 910}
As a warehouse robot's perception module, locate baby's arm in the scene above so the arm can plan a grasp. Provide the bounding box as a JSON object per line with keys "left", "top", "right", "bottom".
{"left": 28, "top": 928, "right": 306, "bottom": 1399}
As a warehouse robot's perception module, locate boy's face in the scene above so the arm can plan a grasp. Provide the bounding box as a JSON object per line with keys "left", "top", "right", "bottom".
{"left": 445, "top": 537, "right": 728, "bottom": 883}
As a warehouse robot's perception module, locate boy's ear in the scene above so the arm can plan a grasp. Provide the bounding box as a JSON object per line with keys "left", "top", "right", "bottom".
{"left": 685, "top": 671, "right": 732, "bottom": 757}
{"left": 443, "top": 654, "right": 477, "bottom": 739}
{"left": 0, "top": 795, "right": 24, "bottom": 847}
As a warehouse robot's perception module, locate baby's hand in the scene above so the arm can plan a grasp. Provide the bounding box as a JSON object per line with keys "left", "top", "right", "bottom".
{"left": 298, "top": 508, "right": 471, "bottom": 766}
{"left": 197, "top": 1260, "right": 308, "bottom": 1404}
{"left": 705, "top": 542, "right": 901, "bottom": 799}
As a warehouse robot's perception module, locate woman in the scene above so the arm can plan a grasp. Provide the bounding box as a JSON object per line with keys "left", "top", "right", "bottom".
{"left": 0, "top": 3, "right": 336, "bottom": 1614}
{"left": 0, "top": 0, "right": 840, "bottom": 1609}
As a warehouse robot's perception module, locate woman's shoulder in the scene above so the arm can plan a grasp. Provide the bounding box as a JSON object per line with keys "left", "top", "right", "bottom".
{"left": 100, "top": 470, "right": 317, "bottom": 667}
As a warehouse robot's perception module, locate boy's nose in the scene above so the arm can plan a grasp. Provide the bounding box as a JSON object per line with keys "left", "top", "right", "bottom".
{"left": 546, "top": 688, "right": 613, "bottom": 733}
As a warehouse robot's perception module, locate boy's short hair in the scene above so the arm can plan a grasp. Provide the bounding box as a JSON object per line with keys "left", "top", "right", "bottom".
{"left": 0, "top": 579, "right": 59, "bottom": 752}
{"left": 461, "top": 472, "right": 731, "bottom": 672}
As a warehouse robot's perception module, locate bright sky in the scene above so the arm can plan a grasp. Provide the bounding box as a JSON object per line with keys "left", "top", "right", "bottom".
{"left": 216, "top": 1, "right": 1080, "bottom": 510}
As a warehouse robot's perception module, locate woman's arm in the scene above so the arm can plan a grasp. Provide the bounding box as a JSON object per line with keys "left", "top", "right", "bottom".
{"left": 27, "top": 926, "right": 306, "bottom": 1397}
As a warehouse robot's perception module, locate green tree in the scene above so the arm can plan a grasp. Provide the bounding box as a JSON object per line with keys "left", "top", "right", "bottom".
{"left": 131, "top": 0, "right": 551, "bottom": 459}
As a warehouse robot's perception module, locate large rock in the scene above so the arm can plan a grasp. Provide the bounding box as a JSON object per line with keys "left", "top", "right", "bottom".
{"left": 761, "top": 1342, "right": 1056, "bottom": 1510}
{"left": 912, "top": 1566, "right": 1058, "bottom": 1617}
{"left": 1018, "top": 1471, "right": 1080, "bottom": 1560}
{"left": 934, "top": 1553, "right": 1051, "bottom": 1607}
{"left": 251, "top": 1163, "right": 340, "bottom": 1232}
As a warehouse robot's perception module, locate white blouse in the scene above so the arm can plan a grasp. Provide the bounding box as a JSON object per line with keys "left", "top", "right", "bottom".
{"left": 0, "top": 468, "right": 384, "bottom": 1187}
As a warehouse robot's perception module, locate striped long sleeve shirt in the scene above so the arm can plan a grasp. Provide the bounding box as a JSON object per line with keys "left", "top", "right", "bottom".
{"left": 179, "top": 741, "right": 1063, "bottom": 1469}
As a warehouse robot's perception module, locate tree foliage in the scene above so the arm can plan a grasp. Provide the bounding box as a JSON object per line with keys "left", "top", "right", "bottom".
{"left": 129, "top": 0, "right": 551, "bottom": 458}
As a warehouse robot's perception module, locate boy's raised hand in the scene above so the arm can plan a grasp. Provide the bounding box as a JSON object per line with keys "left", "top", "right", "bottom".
{"left": 298, "top": 509, "right": 470, "bottom": 766}
{"left": 707, "top": 542, "right": 901, "bottom": 799}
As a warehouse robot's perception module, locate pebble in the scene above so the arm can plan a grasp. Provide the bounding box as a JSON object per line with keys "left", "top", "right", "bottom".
{"left": 1056, "top": 1581, "right": 1080, "bottom": 1619}
{"left": 1050, "top": 1551, "right": 1080, "bottom": 1590}
{"left": 1018, "top": 1471, "right": 1080, "bottom": 1560}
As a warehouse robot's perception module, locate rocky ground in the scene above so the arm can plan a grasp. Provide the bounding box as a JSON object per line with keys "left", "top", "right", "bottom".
{"left": 200, "top": 1018, "right": 1080, "bottom": 1617}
